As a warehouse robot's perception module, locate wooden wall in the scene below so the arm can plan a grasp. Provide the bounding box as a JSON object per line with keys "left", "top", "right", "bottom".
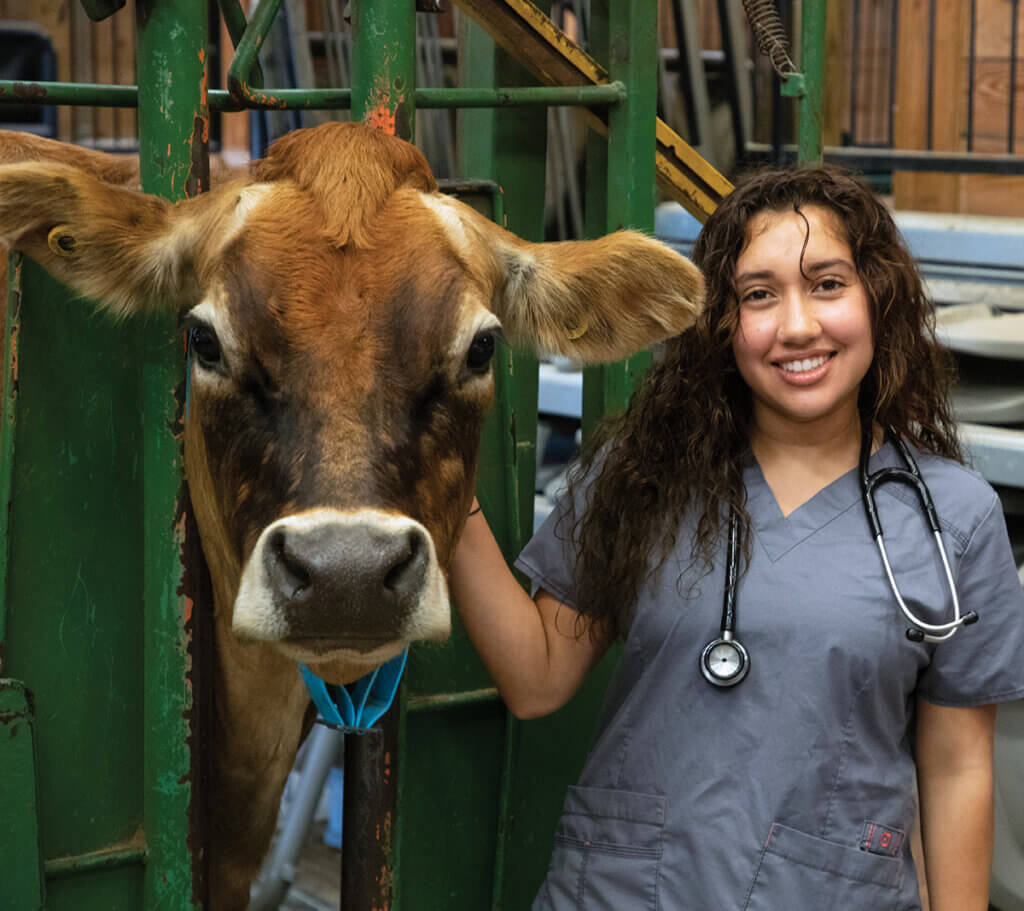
{"left": 892, "top": 0, "right": 1024, "bottom": 215}
{"left": 0, "top": 0, "right": 136, "bottom": 145}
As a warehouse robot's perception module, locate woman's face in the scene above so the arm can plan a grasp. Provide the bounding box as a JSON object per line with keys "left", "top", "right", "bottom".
{"left": 730, "top": 205, "right": 874, "bottom": 440}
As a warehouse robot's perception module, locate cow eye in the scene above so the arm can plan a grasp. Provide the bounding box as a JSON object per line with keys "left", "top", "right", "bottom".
{"left": 466, "top": 330, "right": 496, "bottom": 374}
{"left": 188, "top": 325, "right": 222, "bottom": 367}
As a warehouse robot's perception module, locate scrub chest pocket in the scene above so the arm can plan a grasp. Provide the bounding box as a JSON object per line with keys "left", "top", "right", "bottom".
{"left": 743, "top": 823, "right": 903, "bottom": 910}
{"left": 538, "top": 786, "right": 665, "bottom": 911}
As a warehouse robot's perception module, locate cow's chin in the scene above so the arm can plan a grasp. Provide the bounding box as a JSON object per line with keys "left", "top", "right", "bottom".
{"left": 282, "top": 640, "right": 411, "bottom": 686}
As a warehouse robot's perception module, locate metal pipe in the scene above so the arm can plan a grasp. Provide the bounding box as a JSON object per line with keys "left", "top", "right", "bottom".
{"left": 248, "top": 725, "right": 343, "bottom": 911}
{"left": 0, "top": 254, "right": 22, "bottom": 672}
{"left": 44, "top": 844, "right": 147, "bottom": 880}
{"left": 796, "top": 0, "right": 827, "bottom": 164}
{"left": 0, "top": 82, "right": 624, "bottom": 112}
{"left": 745, "top": 141, "right": 1024, "bottom": 174}
{"left": 136, "top": 0, "right": 208, "bottom": 905}
{"left": 217, "top": 0, "right": 265, "bottom": 88}
{"left": 405, "top": 687, "right": 502, "bottom": 713}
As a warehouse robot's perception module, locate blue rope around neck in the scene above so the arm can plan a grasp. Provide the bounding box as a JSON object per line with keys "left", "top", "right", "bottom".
{"left": 300, "top": 649, "right": 408, "bottom": 734}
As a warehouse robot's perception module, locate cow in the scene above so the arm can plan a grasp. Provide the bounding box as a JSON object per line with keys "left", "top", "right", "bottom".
{"left": 0, "top": 121, "right": 704, "bottom": 907}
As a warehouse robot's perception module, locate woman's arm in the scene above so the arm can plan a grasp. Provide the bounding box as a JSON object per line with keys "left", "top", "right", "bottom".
{"left": 449, "top": 504, "right": 613, "bottom": 720}
{"left": 915, "top": 697, "right": 997, "bottom": 911}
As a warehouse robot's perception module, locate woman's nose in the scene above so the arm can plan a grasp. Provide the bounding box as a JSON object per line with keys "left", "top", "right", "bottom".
{"left": 778, "top": 292, "right": 820, "bottom": 341}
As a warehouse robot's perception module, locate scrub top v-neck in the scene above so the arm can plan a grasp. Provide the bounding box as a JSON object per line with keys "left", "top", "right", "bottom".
{"left": 516, "top": 442, "right": 1024, "bottom": 911}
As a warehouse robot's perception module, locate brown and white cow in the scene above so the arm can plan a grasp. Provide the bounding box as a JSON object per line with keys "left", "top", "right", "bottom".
{"left": 0, "top": 122, "right": 703, "bottom": 907}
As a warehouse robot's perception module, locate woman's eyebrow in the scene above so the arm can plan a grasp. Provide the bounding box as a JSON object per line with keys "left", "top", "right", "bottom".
{"left": 804, "top": 257, "right": 854, "bottom": 274}
{"left": 735, "top": 269, "right": 775, "bottom": 285}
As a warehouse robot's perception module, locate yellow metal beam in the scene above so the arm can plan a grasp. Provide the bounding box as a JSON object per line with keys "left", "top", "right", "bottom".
{"left": 454, "top": 0, "right": 733, "bottom": 220}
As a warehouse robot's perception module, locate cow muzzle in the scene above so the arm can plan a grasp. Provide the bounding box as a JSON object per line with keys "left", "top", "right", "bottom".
{"left": 232, "top": 508, "right": 451, "bottom": 660}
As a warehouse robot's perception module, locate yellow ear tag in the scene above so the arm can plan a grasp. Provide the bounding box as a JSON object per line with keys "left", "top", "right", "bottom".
{"left": 566, "top": 321, "right": 588, "bottom": 341}
{"left": 47, "top": 225, "right": 77, "bottom": 258}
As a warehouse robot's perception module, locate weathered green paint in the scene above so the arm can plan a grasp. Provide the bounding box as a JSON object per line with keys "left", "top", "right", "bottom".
{"left": 796, "top": 0, "right": 827, "bottom": 164}
{"left": 0, "top": 679, "right": 45, "bottom": 908}
{"left": 0, "top": 253, "right": 21, "bottom": 664}
{"left": 5, "top": 256, "right": 145, "bottom": 909}
{"left": 217, "top": 0, "right": 265, "bottom": 88}
{"left": 582, "top": 0, "right": 658, "bottom": 435}
{"left": 136, "top": 0, "right": 208, "bottom": 906}
{"left": 351, "top": 0, "right": 417, "bottom": 139}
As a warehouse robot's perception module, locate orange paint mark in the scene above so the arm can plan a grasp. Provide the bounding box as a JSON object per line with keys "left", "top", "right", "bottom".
{"left": 364, "top": 103, "right": 396, "bottom": 135}
{"left": 198, "top": 47, "right": 205, "bottom": 63}
{"left": 184, "top": 595, "right": 194, "bottom": 624}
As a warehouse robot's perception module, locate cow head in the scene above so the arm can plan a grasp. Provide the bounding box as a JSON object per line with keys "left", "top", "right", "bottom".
{"left": 0, "top": 122, "right": 704, "bottom": 685}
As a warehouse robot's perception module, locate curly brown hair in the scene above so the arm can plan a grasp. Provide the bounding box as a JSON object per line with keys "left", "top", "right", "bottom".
{"left": 564, "top": 166, "right": 961, "bottom": 638}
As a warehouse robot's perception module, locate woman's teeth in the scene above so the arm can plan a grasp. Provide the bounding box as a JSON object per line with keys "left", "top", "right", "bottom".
{"left": 780, "top": 355, "right": 829, "bottom": 373}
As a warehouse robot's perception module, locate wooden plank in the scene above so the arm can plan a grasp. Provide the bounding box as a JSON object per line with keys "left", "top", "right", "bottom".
{"left": 893, "top": 0, "right": 970, "bottom": 212}
{"left": 113, "top": 0, "right": 136, "bottom": 140}
{"left": 969, "top": 59, "right": 1024, "bottom": 149}
{"left": 93, "top": 17, "right": 115, "bottom": 140}
{"left": 823, "top": 0, "right": 852, "bottom": 145}
{"left": 27, "top": 0, "right": 72, "bottom": 140}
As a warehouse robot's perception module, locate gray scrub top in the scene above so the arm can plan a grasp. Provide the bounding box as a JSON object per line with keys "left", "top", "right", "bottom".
{"left": 516, "top": 442, "right": 1024, "bottom": 911}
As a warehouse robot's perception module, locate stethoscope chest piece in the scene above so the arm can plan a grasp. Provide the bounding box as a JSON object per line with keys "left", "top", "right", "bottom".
{"left": 701, "top": 636, "right": 749, "bottom": 686}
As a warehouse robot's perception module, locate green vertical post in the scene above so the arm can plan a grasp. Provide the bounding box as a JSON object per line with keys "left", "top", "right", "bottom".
{"left": 581, "top": 0, "right": 659, "bottom": 435}
{"left": 0, "top": 681, "right": 45, "bottom": 909}
{"left": 136, "top": 0, "right": 209, "bottom": 906}
{"left": 797, "top": 0, "right": 827, "bottom": 164}
{"left": 351, "top": 0, "right": 417, "bottom": 140}
{"left": 347, "top": 4, "right": 416, "bottom": 908}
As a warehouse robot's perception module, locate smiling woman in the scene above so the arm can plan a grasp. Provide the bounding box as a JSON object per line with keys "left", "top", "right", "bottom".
{"left": 451, "top": 166, "right": 1024, "bottom": 910}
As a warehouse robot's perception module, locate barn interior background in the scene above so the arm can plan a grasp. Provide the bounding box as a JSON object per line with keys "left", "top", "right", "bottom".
{"left": 0, "top": 1, "right": 1023, "bottom": 910}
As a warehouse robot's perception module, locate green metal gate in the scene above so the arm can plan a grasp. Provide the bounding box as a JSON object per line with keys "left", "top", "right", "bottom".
{"left": 0, "top": 0, "right": 813, "bottom": 907}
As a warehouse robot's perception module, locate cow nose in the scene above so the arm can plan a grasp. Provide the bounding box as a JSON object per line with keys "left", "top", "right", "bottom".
{"left": 264, "top": 520, "right": 429, "bottom": 627}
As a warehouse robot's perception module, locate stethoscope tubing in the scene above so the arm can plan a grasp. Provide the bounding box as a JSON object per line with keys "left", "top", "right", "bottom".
{"left": 703, "top": 428, "right": 979, "bottom": 686}
{"left": 860, "top": 430, "right": 977, "bottom": 643}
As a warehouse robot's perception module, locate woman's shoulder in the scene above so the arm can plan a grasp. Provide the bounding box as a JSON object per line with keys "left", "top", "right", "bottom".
{"left": 912, "top": 447, "right": 1002, "bottom": 541}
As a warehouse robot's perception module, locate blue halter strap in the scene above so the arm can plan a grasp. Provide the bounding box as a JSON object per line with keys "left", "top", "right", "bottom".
{"left": 300, "top": 649, "right": 408, "bottom": 734}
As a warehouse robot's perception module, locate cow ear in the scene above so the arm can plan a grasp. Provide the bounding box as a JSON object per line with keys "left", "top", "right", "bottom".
{"left": 494, "top": 231, "right": 705, "bottom": 362}
{"left": 0, "top": 161, "right": 190, "bottom": 319}
{"left": 444, "top": 198, "right": 705, "bottom": 363}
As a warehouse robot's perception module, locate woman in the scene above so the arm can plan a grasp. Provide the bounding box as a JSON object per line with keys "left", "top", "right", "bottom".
{"left": 451, "top": 167, "right": 1024, "bottom": 909}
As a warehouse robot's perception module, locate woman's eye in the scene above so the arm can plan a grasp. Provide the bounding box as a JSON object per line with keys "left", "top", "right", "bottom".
{"left": 189, "top": 325, "right": 222, "bottom": 366}
{"left": 817, "top": 278, "right": 845, "bottom": 293}
{"left": 466, "top": 331, "right": 496, "bottom": 374}
{"left": 741, "top": 289, "right": 772, "bottom": 305}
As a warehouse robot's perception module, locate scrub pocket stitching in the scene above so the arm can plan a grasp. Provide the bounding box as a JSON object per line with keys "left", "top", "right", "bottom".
{"left": 741, "top": 825, "right": 775, "bottom": 911}
{"left": 822, "top": 673, "right": 874, "bottom": 840}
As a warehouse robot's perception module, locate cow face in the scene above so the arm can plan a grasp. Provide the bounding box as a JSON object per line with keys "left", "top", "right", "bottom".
{"left": 0, "top": 122, "right": 705, "bottom": 684}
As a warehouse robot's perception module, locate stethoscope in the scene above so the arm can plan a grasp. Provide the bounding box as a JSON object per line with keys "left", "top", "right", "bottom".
{"left": 701, "top": 428, "right": 980, "bottom": 688}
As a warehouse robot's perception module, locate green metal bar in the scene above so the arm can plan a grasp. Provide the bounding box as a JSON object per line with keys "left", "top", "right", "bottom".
{"left": 0, "top": 82, "right": 624, "bottom": 112}
{"left": 217, "top": 0, "right": 264, "bottom": 88}
{"left": 0, "top": 679, "right": 45, "bottom": 909}
{"left": 136, "top": 0, "right": 208, "bottom": 906}
{"left": 582, "top": 0, "right": 658, "bottom": 435}
{"left": 43, "top": 844, "right": 147, "bottom": 880}
{"left": 0, "top": 254, "right": 22, "bottom": 669}
{"left": 226, "top": 0, "right": 282, "bottom": 107}
{"left": 351, "top": 0, "right": 417, "bottom": 136}
{"left": 405, "top": 687, "right": 501, "bottom": 713}
{"left": 796, "top": 0, "right": 827, "bottom": 164}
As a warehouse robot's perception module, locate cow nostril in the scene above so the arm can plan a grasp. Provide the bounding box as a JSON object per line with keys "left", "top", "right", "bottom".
{"left": 268, "top": 529, "right": 311, "bottom": 599}
{"left": 383, "top": 529, "right": 427, "bottom": 596}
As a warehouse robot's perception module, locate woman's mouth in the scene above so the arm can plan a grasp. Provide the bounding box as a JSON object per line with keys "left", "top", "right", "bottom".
{"left": 774, "top": 352, "right": 836, "bottom": 380}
